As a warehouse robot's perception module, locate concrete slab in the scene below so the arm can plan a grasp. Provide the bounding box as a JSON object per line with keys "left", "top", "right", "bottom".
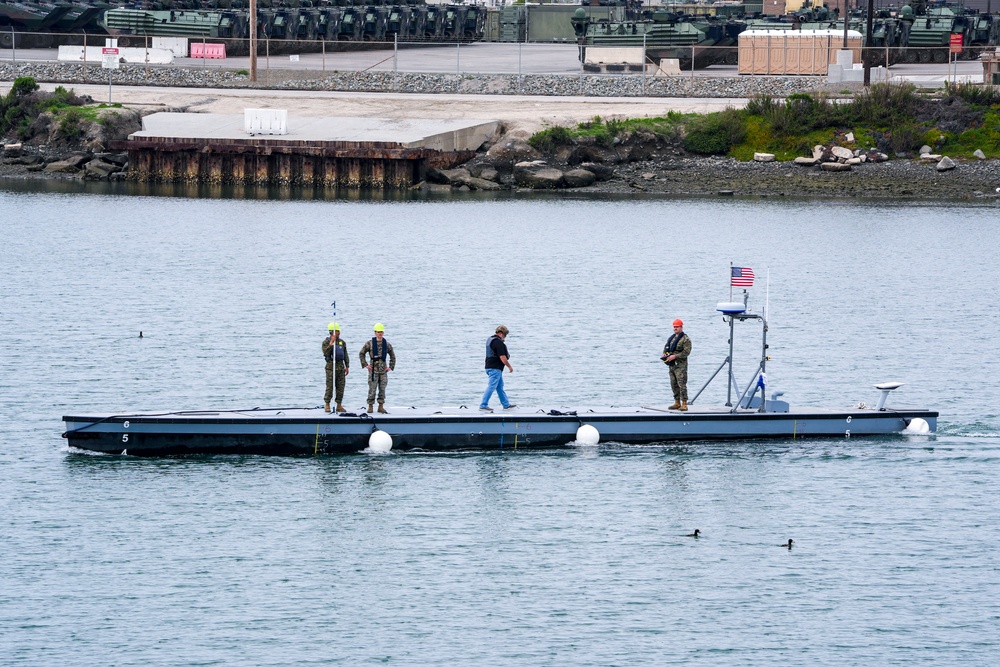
{"left": 134, "top": 112, "right": 499, "bottom": 152}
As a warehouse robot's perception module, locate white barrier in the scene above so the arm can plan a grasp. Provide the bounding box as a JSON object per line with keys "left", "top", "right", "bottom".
{"left": 244, "top": 109, "right": 288, "bottom": 136}
{"left": 57, "top": 45, "right": 175, "bottom": 65}
{"left": 152, "top": 37, "right": 189, "bottom": 59}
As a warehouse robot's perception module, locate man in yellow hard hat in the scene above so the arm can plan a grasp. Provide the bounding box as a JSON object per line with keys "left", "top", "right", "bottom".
{"left": 661, "top": 318, "right": 691, "bottom": 411}
{"left": 322, "top": 322, "right": 349, "bottom": 413}
{"left": 359, "top": 323, "right": 395, "bottom": 414}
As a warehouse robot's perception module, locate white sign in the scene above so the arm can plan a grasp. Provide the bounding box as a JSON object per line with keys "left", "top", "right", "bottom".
{"left": 102, "top": 47, "right": 120, "bottom": 70}
{"left": 289, "top": 54, "right": 299, "bottom": 62}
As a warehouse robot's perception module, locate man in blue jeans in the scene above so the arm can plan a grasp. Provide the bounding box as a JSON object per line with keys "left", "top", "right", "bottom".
{"left": 480, "top": 325, "right": 515, "bottom": 412}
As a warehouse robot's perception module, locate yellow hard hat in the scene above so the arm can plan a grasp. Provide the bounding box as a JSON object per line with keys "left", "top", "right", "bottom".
{"left": 328, "top": 322, "right": 340, "bottom": 331}
{"left": 373, "top": 322, "right": 385, "bottom": 332}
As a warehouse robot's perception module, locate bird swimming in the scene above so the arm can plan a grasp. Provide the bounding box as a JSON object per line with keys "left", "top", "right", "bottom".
{"left": 686, "top": 529, "right": 701, "bottom": 538}
{"left": 779, "top": 539, "right": 793, "bottom": 548}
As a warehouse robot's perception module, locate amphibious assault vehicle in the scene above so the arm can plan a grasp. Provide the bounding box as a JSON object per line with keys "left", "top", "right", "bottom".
{"left": 0, "top": 0, "right": 486, "bottom": 51}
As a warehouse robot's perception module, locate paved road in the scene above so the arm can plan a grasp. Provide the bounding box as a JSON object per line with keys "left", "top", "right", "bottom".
{"left": 0, "top": 82, "right": 752, "bottom": 134}
{"left": 2, "top": 42, "right": 987, "bottom": 80}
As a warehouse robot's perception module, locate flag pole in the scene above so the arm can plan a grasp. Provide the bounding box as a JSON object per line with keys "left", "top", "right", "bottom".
{"left": 729, "top": 261, "right": 733, "bottom": 302}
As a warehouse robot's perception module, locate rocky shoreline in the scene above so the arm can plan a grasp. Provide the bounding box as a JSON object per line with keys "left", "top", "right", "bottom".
{"left": 3, "top": 64, "right": 999, "bottom": 200}
{"left": 5, "top": 132, "right": 1000, "bottom": 200}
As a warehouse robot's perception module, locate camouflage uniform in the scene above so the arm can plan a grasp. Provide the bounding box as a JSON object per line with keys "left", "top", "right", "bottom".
{"left": 359, "top": 337, "right": 396, "bottom": 405}
{"left": 322, "top": 337, "right": 349, "bottom": 404}
{"left": 662, "top": 332, "right": 692, "bottom": 401}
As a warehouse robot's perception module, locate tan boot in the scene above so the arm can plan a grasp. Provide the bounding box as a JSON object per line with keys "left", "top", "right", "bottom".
{"left": 367, "top": 403, "right": 374, "bottom": 413}
{"left": 669, "top": 401, "right": 681, "bottom": 410}
{"left": 679, "top": 400, "right": 688, "bottom": 412}
{"left": 324, "top": 402, "right": 331, "bottom": 413}
{"left": 377, "top": 403, "right": 388, "bottom": 414}
{"left": 335, "top": 403, "right": 345, "bottom": 413}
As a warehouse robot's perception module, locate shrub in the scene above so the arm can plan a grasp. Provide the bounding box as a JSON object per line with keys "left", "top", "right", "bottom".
{"left": 943, "top": 82, "right": 1000, "bottom": 107}
{"left": 682, "top": 108, "right": 746, "bottom": 155}
{"left": 58, "top": 108, "right": 85, "bottom": 140}
{"left": 528, "top": 125, "right": 574, "bottom": 152}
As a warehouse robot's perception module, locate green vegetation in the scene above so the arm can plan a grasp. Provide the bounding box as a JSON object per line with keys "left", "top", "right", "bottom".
{"left": 0, "top": 77, "right": 122, "bottom": 143}
{"left": 527, "top": 82, "right": 1000, "bottom": 161}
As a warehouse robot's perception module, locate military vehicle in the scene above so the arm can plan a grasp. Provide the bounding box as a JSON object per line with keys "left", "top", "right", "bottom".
{"left": 572, "top": 8, "right": 744, "bottom": 69}
{"left": 1, "top": 0, "right": 485, "bottom": 52}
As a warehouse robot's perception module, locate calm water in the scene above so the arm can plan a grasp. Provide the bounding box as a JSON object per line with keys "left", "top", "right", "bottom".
{"left": 2, "top": 185, "right": 998, "bottom": 665}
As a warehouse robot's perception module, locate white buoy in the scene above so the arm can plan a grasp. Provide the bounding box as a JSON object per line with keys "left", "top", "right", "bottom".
{"left": 368, "top": 430, "right": 393, "bottom": 453}
{"left": 903, "top": 418, "right": 930, "bottom": 434}
{"left": 575, "top": 424, "right": 600, "bottom": 445}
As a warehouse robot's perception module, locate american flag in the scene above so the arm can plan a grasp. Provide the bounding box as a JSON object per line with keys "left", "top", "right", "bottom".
{"left": 731, "top": 267, "right": 755, "bottom": 287}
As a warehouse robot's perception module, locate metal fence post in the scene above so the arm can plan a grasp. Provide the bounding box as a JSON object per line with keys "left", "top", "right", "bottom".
{"left": 322, "top": 38, "right": 325, "bottom": 73}
{"left": 393, "top": 33, "right": 398, "bottom": 92}
{"left": 642, "top": 32, "right": 647, "bottom": 96}
{"left": 11, "top": 28, "right": 15, "bottom": 64}
{"left": 202, "top": 36, "right": 206, "bottom": 70}
{"left": 518, "top": 42, "right": 522, "bottom": 94}
{"left": 82, "top": 30, "right": 87, "bottom": 81}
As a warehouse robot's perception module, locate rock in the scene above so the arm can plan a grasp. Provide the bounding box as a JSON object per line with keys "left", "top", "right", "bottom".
{"left": 84, "top": 160, "right": 119, "bottom": 179}
{"left": 820, "top": 162, "right": 852, "bottom": 172}
{"left": 109, "top": 171, "right": 128, "bottom": 181}
{"left": 562, "top": 168, "right": 597, "bottom": 188}
{"left": 641, "top": 172, "right": 656, "bottom": 180}
{"left": 427, "top": 167, "right": 471, "bottom": 185}
{"left": 95, "top": 152, "right": 128, "bottom": 167}
{"left": 919, "top": 145, "right": 932, "bottom": 155}
{"left": 2, "top": 143, "right": 22, "bottom": 158}
{"left": 485, "top": 137, "right": 541, "bottom": 169}
{"left": 423, "top": 183, "right": 453, "bottom": 194}
{"left": 753, "top": 152, "right": 776, "bottom": 162}
{"left": 846, "top": 157, "right": 862, "bottom": 165}
{"left": 921, "top": 154, "right": 942, "bottom": 161}
{"left": 812, "top": 145, "right": 825, "bottom": 160}
{"left": 936, "top": 156, "right": 956, "bottom": 172}
{"left": 831, "top": 146, "right": 853, "bottom": 160}
{"left": 845, "top": 132, "right": 855, "bottom": 143}
{"left": 478, "top": 166, "right": 499, "bottom": 182}
{"left": 793, "top": 157, "right": 819, "bottom": 166}
{"left": 973, "top": 149, "right": 986, "bottom": 160}
{"left": 513, "top": 162, "right": 564, "bottom": 189}
{"left": 578, "top": 162, "right": 615, "bottom": 181}
{"left": 462, "top": 176, "right": 502, "bottom": 191}
{"left": 44, "top": 156, "right": 89, "bottom": 173}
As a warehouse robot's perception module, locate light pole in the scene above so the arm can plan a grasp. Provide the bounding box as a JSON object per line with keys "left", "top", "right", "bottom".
{"left": 250, "top": 0, "right": 257, "bottom": 82}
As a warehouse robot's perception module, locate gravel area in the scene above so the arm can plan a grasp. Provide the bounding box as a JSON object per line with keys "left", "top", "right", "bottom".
{"left": 0, "top": 61, "right": 828, "bottom": 98}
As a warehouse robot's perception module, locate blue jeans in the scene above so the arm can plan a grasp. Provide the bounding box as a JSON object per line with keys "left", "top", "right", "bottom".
{"left": 480, "top": 368, "right": 510, "bottom": 409}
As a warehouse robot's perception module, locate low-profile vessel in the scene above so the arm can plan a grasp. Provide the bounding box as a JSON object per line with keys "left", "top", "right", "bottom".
{"left": 62, "top": 294, "right": 937, "bottom": 456}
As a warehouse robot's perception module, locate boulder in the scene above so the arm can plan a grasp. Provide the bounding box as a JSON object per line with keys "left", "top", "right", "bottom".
{"left": 793, "top": 157, "right": 819, "bottom": 166}
{"left": 753, "top": 152, "right": 776, "bottom": 162}
{"left": 562, "top": 168, "right": 597, "bottom": 188}
{"left": 820, "top": 162, "right": 852, "bottom": 172}
{"left": 513, "top": 162, "right": 564, "bottom": 189}
{"left": 2, "top": 143, "right": 22, "bottom": 158}
{"left": 95, "top": 152, "right": 128, "bottom": 167}
{"left": 485, "top": 137, "right": 541, "bottom": 169}
{"left": 84, "top": 160, "right": 119, "bottom": 180}
{"left": 812, "top": 145, "right": 825, "bottom": 160}
{"left": 831, "top": 146, "right": 853, "bottom": 160}
{"left": 462, "top": 176, "right": 502, "bottom": 191}
{"left": 478, "top": 166, "right": 499, "bottom": 182}
{"left": 845, "top": 132, "right": 855, "bottom": 143}
{"left": 973, "top": 149, "right": 986, "bottom": 160}
{"left": 846, "top": 157, "right": 862, "bottom": 165}
{"left": 920, "top": 154, "right": 942, "bottom": 161}
{"left": 44, "top": 156, "right": 89, "bottom": 173}
{"left": 426, "top": 167, "right": 471, "bottom": 185}
{"left": 578, "top": 162, "right": 615, "bottom": 181}
{"left": 919, "top": 144, "right": 932, "bottom": 155}
{"left": 936, "top": 156, "right": 956, "bottom": 172}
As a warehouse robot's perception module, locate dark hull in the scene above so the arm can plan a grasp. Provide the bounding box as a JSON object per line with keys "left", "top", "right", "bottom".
{"left": 63, "top": 405, "right": 939, "bottom": 457}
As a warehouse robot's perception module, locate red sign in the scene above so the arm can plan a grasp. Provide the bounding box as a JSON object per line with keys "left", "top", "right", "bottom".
{"left": 950, "top": 34, "right": 963, "bottom": 54}
{"left": 102, "top": 47, "right": 119, "bottom": 55}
